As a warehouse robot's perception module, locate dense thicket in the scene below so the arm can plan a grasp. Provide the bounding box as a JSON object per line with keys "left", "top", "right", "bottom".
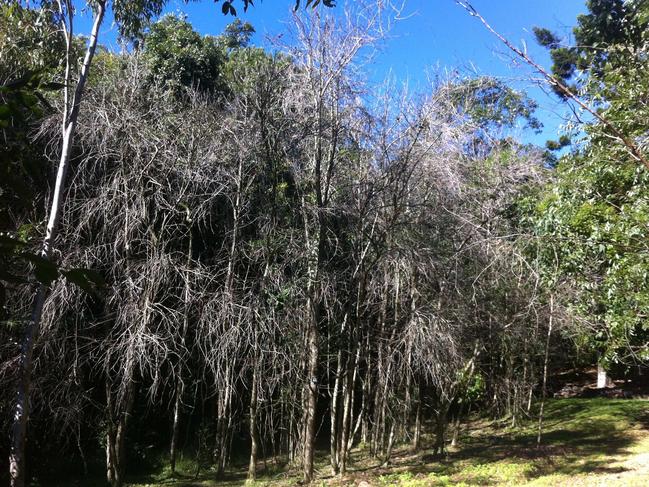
{"left": 1, "top": 1, "right": 647, "bottom": 486}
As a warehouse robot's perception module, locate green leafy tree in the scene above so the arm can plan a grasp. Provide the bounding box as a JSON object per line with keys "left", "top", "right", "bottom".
{"left": 527, "top": 0, "right": 649, "bottom": 369}
{"left": 533, "top": 0, "right": 649, "bottom": 99}
{"left": 223, "top": 18, "right": 255, "bottom": 49}
{"left": 529, "top": 149, "right": 649, "bottom": 366}
{"left": 445, "top": 76, "right": 542, "bottom": 158}
{"left": 0, "top": 3, "right": 65, "bottom": 83}
{"left": 1, "top": 5, "right": 67, "bottom": 330}
{"left": 143, "top": 14, "right": 228, "bottom": 95}
{"left": 450, "top": 77, "right": 541, "bottom": 133}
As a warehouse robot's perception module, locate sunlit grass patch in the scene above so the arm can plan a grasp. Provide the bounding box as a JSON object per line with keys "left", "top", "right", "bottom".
{"left": 454, "top": 460, "right": 534, "bottom": 485}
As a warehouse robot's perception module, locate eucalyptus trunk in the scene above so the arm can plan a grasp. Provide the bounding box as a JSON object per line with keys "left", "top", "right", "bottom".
{"left": 9, "top": 4, "right": 106, "bottom": 486}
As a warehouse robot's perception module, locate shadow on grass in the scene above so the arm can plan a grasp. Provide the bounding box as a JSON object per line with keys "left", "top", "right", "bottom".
{"left": 128, "top": 461, "right": 306, "bottom": 487}
{"left": 129, "top": 468, "right": 271, "bottom": 487}
{"left": 341, "top": 399, "right": 648, "bottom": 485}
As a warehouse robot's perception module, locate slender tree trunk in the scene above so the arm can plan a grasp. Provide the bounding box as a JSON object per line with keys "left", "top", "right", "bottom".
{"left": 76, "top": 424, "right": 88, "bottom": 476}
{"left": 537, "top": 295, "right": 554, "bottom": 446}
{"left": 412, "top": 383, "right": 421, "bottom": 451}
{"left": 248, "top": 365, "right": 259, "bottom": 481}
{"left": 106, "top": 432, "right": 116, "bottom": 485}
{"left": 451, "top": 406, "right": 462, "bottom": 448}
{"left": 303, "top": 317, "right": 319, "bottom": 483}
{"left": 105, "top": 375, "right": 136, "bottom": 487}
{"left": 361, "top": 345, "right": 371, "bottom": 446}
{"left": 330, "top": 349, "right": 343, "bottom": 474}
{"left": 300, "top": 181, "right": 325, "bottom": 482}
{"left": 171, "top": 230, "right": 192, "bottom": 475}
{"left": 106, "top": 385, "right": 117, "bottom": 486}
{"left": 212, "top": 153, "right": 244, "bottom": 477}
{"left": 340, "top": 346, "right": 358, "bottom": 473}
{"left": 214, "top": 366, "right": 233, "bottom": 477}
{"left": 348, "top": 345, "right": 365, "bottom": 454}
{"left": 377, "top": 335, "right": 396, "bottom": 458}
{"left": 170, "top": 378, "right": 183, "bottom": 475}
{"left": 113, "top": 390, "right": 133, "bottom": 487}
{"left": 288, "top": 401, "right": 295, "bottom": 464}
{"left": 381, "top": 423, "right": 396, "bottom": 467}
{"left": 339, "top": 378, "right": 351, "bottom": 474}
{"left": 597, "top": 361, "right": 609, "bottom": 389}
{"left": 371, "top": 277, "right": 389, "bottom": 457}
{"left": 8, "top": 5, "right": 106, "bottom": 486}
{"left": 434, "top": 407, "right": 448, "bottom": 456}
{"left": 371, "top": 367, "right": 383, "bottom": 456}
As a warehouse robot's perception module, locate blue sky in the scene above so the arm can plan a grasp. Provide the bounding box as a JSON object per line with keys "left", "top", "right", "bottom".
{"left": 75, "top": 0, "right": 587, "bottom": 146}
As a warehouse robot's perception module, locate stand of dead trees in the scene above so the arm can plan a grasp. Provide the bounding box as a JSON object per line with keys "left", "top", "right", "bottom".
{"left": 1, "top": 4, "right": 566, "bottom": 486}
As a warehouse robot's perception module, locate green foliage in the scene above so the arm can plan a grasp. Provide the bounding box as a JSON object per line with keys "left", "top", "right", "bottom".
{"left": 0, "top": 75, "right": 51, "bottom": 290}
{"left": 529, "top": 149, "right": 649, "bottom": 362}
{"left": 112, "top": 0, "right": 167, "bottom": 40}
{"left": 532, "top": 27, "right": 560, "bottom": 49}
{"left": 0, "top": 76, "right": 104, "bottom": 294}
{"left": 223, "top": 19, "right": 255, "bottom": 49}
{"left": 534, "top": 0, "right": 649, "bottom": 99}
{"left": 0, "top": 2, "right": 65, "bottom": 82}
{"left": 222, "top": 45, "right": 287, "bottom": 94}
{"left": 143, "top": 14, "right": 228, "bottom": 96}
{"left": 0, "top": 74, "right": 47, "bottom": 169}
{"left": 463, "top": 373, "right": 485, "bottom": 403}
{"left": 547, "top": 48, "right": 577, "bottom": 86}
{"left": 545, "top": 135, "right": 571, "bottom": 152}
{"left": 450, "top": 77, "right": 542, "bottom": 133}
{"left": 527, "top": 0, "right": 649, "bottom": 365}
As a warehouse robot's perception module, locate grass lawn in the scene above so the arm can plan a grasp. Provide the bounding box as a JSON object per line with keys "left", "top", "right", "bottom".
{"left": 124, "top": 398, "right": 649, "bottom": 487}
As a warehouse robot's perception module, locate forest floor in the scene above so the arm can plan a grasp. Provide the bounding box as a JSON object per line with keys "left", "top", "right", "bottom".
{"left": 127, "top": 397, "right": 649, "bottom": 487}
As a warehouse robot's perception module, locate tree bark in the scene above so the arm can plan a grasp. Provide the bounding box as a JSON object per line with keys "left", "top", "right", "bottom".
{"left": 329, "top": 349, "right": 342, "bottom": 474}
{"left": 106, "top": 376, "right": 136, "bottom": 487}
{"left": 451, "top": 407, "right": 462, "bottom": 448}
{"left": 9, "top": 4, "right": 106, "bottom": 486}
{"left": 170, "top": 227, "right": 193, "bottom": 475}
{"left": 381, "top": 423, "right": 395, "bottom": 467}
{"left": 248, "top": 365, "right": 259, "bottom": 481}
{"left": 302, "top": 317, "right": 319, "bottom": 483}
{"left": 340, "top": 346, "right": 358, "bottom": 473}
{"left": 169, "top": 378, "right": 183, "bottom": 475}
{"left": 434, "top": 408, "right": 448, "bottom": 456}
{"left": 412, "top": 384, "right": 421, "bottom": 451}
{"left": 537, "top": 295, "right": 554, "bottom": 446}
{"left": 214, "top": 366, "right": 233, "bottom": 477}
{"left": 597, "top": 362, "right": 609, "bottom": 389}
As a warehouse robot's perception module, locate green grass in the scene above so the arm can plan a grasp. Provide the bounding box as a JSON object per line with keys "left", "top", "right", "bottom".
{"left": 366, "top": 398, "right": 649, "bottom": 487}
{"left": 119, "top": 398, "right": 649, "bottom": 486}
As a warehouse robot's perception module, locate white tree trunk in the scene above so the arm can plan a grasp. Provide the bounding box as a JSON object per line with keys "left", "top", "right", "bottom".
{"left": 9, "top": 4, "right": 106, "bottom": 486}
{"left": 597, "top": 362, "right": 608, "bottom": 389}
